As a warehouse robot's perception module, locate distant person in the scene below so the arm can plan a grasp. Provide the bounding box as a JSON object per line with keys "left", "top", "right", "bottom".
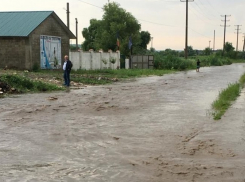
{"left": 63, "top": 55, "right": 72, "bottom": 87}
{"left": 196, "top": 59, "right": 201, "bottom": 72}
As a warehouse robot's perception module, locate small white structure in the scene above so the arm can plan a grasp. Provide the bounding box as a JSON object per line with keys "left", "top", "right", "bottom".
{"left": 125, "top": 58, "right": 129, "bottom": 69}
{"left": 69, "top": 50, "right": 120, "bottom": 70}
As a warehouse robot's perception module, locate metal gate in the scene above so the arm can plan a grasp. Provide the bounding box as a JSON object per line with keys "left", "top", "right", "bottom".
{"left": 130, "top": 55, "right": 154, "bottom": 69}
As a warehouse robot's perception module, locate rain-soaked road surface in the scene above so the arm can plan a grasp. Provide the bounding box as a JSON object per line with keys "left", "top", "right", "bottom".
{"left": 1, "top": 64, "right": 245, "bottom": 182}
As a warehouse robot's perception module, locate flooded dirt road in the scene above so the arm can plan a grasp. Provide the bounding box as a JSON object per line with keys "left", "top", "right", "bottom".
{"left": 1, "top": 64, "right": 245, "bottom": 182}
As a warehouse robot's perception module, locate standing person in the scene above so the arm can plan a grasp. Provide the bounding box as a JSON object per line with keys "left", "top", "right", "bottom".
{"left": 196, "top": 59, "right": 201, "bottom": 72}
{"left": 63, "top": 55, "right": 72, "bottom": 87}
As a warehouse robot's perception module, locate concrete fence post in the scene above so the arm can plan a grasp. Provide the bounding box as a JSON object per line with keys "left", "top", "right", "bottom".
{"left": 89, "top": 49, "right": 93, "bottom": 70}
{"left": 79, "top": 50, "right": 82, "bottom": 70}
{"left": 125, "top": 59, "right": 129, "bottom": 69}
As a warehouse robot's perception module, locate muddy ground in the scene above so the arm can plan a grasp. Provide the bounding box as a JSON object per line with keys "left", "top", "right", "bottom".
{"left": 1, "top": 64, "right": 245, "bottom": 182}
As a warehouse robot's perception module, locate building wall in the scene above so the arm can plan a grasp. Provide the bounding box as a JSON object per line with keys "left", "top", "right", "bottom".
{"left": 0, "top": 37, "right": 28, "bottom": 69}
{"left": 29, "top": 14, "right": 71, "bottom": 70}
{"left": 0, "top": 14, "right": 72, "bottom": 70}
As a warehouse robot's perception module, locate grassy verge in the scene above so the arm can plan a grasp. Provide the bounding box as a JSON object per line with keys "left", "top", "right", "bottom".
{"left": 0, "top": 69, "right": 175, "bottom": 97}
{"left": 212, "top": 72, "right": 245, "bottom": 120}
{"left": 0, "top": 74, "right": 63, "bottom": 96}
{"left": 72, "top": 69, "right": 175, "bottom": 84}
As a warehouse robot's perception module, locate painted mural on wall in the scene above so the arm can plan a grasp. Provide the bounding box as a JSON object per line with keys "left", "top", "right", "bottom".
{"left": 40, "top": 35, "right": 61, "bottom": 69}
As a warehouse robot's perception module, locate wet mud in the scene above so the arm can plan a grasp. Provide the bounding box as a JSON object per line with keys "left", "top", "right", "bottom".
{"left": 1, "top": 64, "right": 245, "bottom": 181}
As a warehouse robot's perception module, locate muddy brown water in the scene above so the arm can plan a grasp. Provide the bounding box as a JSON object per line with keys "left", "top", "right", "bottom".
{"left": 1, "top": 64, "right": 245, "bottom": 182}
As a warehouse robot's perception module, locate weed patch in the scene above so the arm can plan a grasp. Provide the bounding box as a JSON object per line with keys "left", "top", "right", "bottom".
{"left": 212, "top": 72, "right": 245, "bottom": 120}
{"left": 212, "top": 83, "right": 240, "bottom": 120}
{"left": 0, "top": 74, "right": 63, "bottom": 94}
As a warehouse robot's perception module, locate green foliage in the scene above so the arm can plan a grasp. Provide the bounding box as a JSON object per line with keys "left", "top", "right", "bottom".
{"left": 212, "top": 83, "right": 240, "bottom": 120}
{"left": 239, "top": 73, "right": 245, "bottom": 87}
{"left": 74, "top": 69, "right": 173, "bottom": 80}
{"left": 71, "top": 76, "right": 112, "bottom": 85}
{"left": 109, "top": 57, "right": 116, "bottom": 64}
{"left": 32, "top": 62, "right": 40, "bottom": 72}
{"left": 212, "top": 72, "right": 245, "bottom": 120}
{"left": 153, "top": 54, "right": 195, "bottom": 70}
{"left": 197, "top": 55, "right": 232, "bottom": 67}
{"left": 224, "top": 42, "right": 235, "bottom": 53}
{"left": 70, "top": 45, "right": 77, "bottom": 51}
{"left": 101, "top": 58, "right": 108, "bottom": 65}
{"left": 215, "top": 50, "right": 223, "bottom": 57}
{"left": 0, "top": 74, "right": 62, "bottom": 93}
{"left": 188, "top": 46, "right": 195, "bottom": 56}
{"left": 203, "top": 47, "right": 212, "bottom": 55}
{"left": 82, "top": 2, "right": 143, "bottom": 55}
{"left": 82, "top": 19, "right": 102, "bottom": 51}
{"left": 140, "top": 31, "right": 151, "bottom": 49}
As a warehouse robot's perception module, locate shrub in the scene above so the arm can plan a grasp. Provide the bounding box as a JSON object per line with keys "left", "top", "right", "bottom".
{"left": 32, "top": 62, "right": 40, "bottom": 72}
{"left": 154, "top": 54, "right": 193, "bottom": 70}
{"left": 0, "top": 74, "right": 62, "bottom": 93}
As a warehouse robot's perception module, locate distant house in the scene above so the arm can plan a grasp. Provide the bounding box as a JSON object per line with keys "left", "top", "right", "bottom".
{"left": 0, "top": 11, "right": 76, "bottom": 70}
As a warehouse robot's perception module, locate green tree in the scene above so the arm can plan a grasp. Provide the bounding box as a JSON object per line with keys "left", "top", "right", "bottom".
{"left": 82, "top": 19, "right": 102, "bottom": 51}
{"left": 82, "top": 2, "right": 143, "bottom": 55}
{"left": 164, "top": 49, "right": 178, "bottom": 56}
{"left": 140, "top": 31, "right": 151, "bottom": 49}
{"left": 224, "top": 42, "right": 235, "bottom": 53}
{"left": 188, "top": 46, "right": 195, "bottom": 56}
{"left": 224, "top": 42, "right": 236, "bottom": 58}
{"left": 203, "top": 47, "right": 212, "bottom": 55}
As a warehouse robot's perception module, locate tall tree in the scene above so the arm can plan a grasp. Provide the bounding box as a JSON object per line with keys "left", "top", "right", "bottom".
{"left": 224, "top": 42, "right": 235, "bottom": 53}
{"left": 187, "top": 46, "right": 195, "bottom": 56}
{"left": 140, "top": 31, "right": 151, "bottom": 49}
{"left": 203, "top": 47, "right": 212, "bottom": 55}
{"left": 82, "top": 2, "right": 144, "bottom": 55}
{"left": 82, "top": 19, "right": 102, "bottom": 51}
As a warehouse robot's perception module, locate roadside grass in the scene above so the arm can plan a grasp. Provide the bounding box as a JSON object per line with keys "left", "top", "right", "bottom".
{"left": 71, "top": 69, "right": 175, "bottom": 85}
{"left": 212, "top": 72, "right": 245, "bottom": 120}
{"left": 74, "top": 69, "right": 175, "bottom": 78}
{"left": 212, "top": 83, "right": 240, "bottom": 120}
{"left": 231, "top": 59, "right": 245, "bottom": 63}
{"left": 0, "top": 74, "right": 63, "bottom": 94}
{"left": 0, "top": 69, "right": 175, "bottom": 89}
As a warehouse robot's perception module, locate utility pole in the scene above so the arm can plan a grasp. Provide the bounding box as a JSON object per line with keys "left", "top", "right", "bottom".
{"left": 66, "top": 2, "right": 70, "bottom": 29}
{"left": 221, "top": 15, "right": 231, "bottom": 56}
{"left": 209, "top": 40, "right": 211, "bottom": 49}
{"left": 213, "top": 30, "right": 215, "bottom": 52}
{"left": 235, "top": 25, "right": 242, "bottom": 51}
{"left": 180, "top": 0, "right": 194, "bottom": 59}
{"left": 75, "top": 18, "right": 78, "bottom": 50}
{"left": 243, "top": 34, "right": 245, "bottom": 52}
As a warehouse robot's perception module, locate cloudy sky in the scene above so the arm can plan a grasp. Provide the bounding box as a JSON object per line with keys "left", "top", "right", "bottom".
{"left": 1, "top": 0, "right": 245, "bottom": 51}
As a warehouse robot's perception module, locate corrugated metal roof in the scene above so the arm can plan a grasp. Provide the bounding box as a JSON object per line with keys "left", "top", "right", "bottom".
{"left": 0, "top": 11, "right": 53, "bottom": 36}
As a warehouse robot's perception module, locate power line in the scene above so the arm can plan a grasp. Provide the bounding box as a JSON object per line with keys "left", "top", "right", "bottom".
{"left": 205, "top": 0, "right": 222, "bottom": 15}
{"left": 188, "top": 5, "right": 218, "bottom": 27}
{"left": 197, "top": 0, "right": 217, "bottom": 18}
{"left": 189, "top": 27, "right": 211, "bottom": 39}
{"left": 193, "top": 1, "right": 212, "bottom": 21}
{"left": 77, "top": 0, "right": 103, "bottom": 9}
{"left": 74, "top": 0, "right": 216, "bottom": 48}
{"left": 137, "top": 19, "right": 177, "bottom": 27}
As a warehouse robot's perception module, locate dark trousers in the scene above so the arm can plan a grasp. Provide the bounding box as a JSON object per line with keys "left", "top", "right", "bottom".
{"left": 63, "top": 70, "right": 70, "bottom": 86}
